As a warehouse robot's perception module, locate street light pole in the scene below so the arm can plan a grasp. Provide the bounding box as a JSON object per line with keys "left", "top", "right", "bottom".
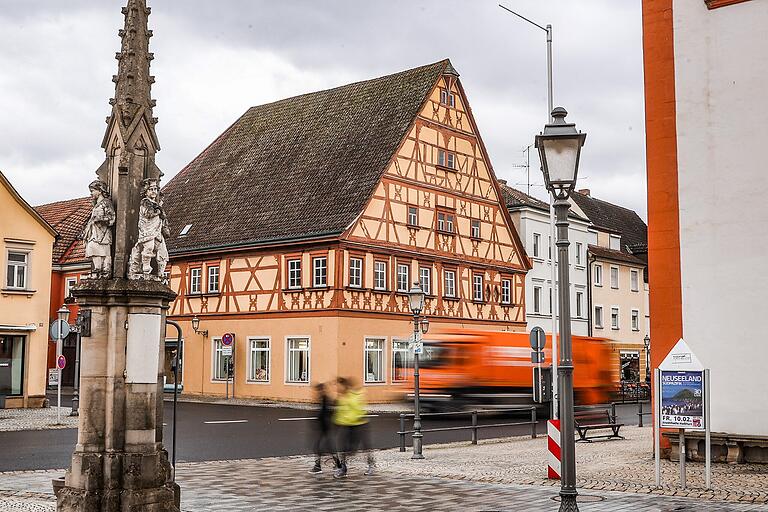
{"left": 407, "top": 282, "right": 427, "bottom": 459}
{"left": 536, "top": 107, "right": 587, "bottom": 512}
{"left": 644, "top": 335, "right": 651, "bottom": 384}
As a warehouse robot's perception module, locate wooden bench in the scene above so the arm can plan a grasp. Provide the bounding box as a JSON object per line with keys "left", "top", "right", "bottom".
{"left": 574, "top": 409, "right": 624, "bottom": 442}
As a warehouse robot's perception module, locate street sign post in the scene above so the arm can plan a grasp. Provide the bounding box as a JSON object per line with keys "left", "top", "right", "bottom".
{"left": 57, "top": 355, "right": 67, "bottom": 370}
{"left": 49, "top": 319, "right": 70, "bottom": 341}
{"left": 221, "top": 333, "right": 235, "bottom": 399}
{"left": 530, "top": 327, "right": 547, "bottom": 403}
{"left": 655, "top": 339, "right": 711, "bottom": 490}
{"left": 50, "top": 318, "right": 71, "bottom": 425}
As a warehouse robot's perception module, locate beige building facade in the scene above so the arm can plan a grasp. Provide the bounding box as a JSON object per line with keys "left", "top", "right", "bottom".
{"left": 0, "top": 171, "right": 56, "bottom": 408}
{"left": 162, "top": 60, "right": 530, "bottom": 402}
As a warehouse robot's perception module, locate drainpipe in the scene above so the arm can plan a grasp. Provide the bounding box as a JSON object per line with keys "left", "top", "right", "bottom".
{"left": 587, "top": 253, "right": 595, "bottom": 337}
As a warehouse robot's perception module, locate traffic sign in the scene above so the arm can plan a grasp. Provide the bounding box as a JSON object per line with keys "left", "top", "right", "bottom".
{"left": 49, "top": 319, "right": 70, "bottom": 340}
{"left": 222, "top": 333, "right": 234, "bottom": 346}
{"left": 529, "top": 327, "right": 546, "bottom": 351}
{"left": 531, "top": 351, "right": 545, "bottom": 364}
{"left": 57, "top": 355, "right": 66, "bottom": 370}
{"left": 413, "top": 342, "right": 423, "bottom": 355}
{"left": 222, "top": 346, "right": 233, "bottom": 356}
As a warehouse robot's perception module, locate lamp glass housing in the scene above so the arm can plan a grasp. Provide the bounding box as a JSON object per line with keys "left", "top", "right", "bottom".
{"left": 420, "top": 317, "right": 430, "bottom": 334}
{"left": 57, "top": 305, "right": 70, "bottom": 324}
{"left": 535, "top": 107, "right": 586, "bottom": 196}
{"left": 408, "top": 283, "right": 425, "bottom": 316}
{"left": 191, "top": 315, "right": 200, "bottom": 332}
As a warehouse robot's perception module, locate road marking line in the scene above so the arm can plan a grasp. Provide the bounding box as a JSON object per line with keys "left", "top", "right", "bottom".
{"left": 277, "top": 414, "right": 380, "bottom": 421}
{"left": 203, "top": 419, "right": 249, "bottom": 424}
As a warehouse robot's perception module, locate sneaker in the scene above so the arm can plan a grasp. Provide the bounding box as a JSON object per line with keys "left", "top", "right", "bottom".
{"left": 364, "top": 465, "right": 375, "bottom": 476}
{"left": 308, "top": 465, "right": 322, "bottom": 474}
{"left": 333, "top": 466, "right": 347, "bottom": 479}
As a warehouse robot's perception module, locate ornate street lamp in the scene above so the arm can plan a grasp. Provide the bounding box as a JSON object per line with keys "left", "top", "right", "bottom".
{"left": 407, "top": 282, "right": 427, "bottom": 459}
{"left": 536, "top": 106, "right": 586, "bottom": 512}
{"left": 191, "top": 315, "right": 208, "bottom": 338}
{"left": 644, "top": 335, "right": 651, "bottom": 384}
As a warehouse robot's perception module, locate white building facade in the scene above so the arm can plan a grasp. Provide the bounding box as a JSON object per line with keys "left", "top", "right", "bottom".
{"left": 501, "top": 183, "right": 595, "bottom": 337}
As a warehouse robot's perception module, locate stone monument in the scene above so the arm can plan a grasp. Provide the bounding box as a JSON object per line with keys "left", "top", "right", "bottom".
{"left": 57, "top": 1, "right": 179, "bottom": 510}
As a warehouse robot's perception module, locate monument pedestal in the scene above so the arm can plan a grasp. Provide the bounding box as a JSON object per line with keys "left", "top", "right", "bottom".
{"left": 57, "top": 279, "right": 179, "bottom": 512}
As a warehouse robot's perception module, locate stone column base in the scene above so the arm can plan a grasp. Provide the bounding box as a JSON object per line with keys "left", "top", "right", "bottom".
{"left": 57, "top": 450, "right": 179, "bottom": 512}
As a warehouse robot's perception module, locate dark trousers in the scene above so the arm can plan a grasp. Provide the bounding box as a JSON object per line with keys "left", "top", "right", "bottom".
{"left": 314, "top": 428, "right": 341, "bottom": 467}
{"left": 338, "top": 423, "right": 374, "bottom": 467}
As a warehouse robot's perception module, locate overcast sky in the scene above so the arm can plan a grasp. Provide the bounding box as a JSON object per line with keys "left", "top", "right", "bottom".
{"left": 0, "top": 0, "right": 646, "bottom": 217}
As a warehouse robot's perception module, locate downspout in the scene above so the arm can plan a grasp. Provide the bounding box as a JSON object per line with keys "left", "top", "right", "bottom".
{"left": 587, "top": 253, "right": 595, "bottom": 337}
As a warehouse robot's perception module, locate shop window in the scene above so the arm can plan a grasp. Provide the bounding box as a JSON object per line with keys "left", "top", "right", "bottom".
{"left": 0, "top": 335, "right": 25, "bottom": 395}
{"left": 392, "top": 339, "right": 411, "bottom": 382}
{"left": 286, "top": 337, "right": 310, "bottom": 383}
{"left": 620, "top": 352, "right": 640, "bottom": 383}
{"left": 212, "top": 338, "right": 230, "bottom": 381}
{"left": 364, "top": 338, "right": 385, "bottom": 383}
{"left": 248, "top": 338, "right": 270, "bottom": 382}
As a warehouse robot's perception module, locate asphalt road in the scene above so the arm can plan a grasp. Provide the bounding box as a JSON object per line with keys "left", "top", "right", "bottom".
{"left": 0, "top": 400, "right": 644, "bottom": 472}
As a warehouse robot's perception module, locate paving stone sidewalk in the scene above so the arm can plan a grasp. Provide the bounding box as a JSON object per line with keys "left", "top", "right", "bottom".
{"left": 2, "top": 455, "right": 768, "bottom": 512}
{"left": 0, "top": 408, "right": 77, "bottom": 432}
{"left": 377, "top": 425, "right": 768, "bottom": 505}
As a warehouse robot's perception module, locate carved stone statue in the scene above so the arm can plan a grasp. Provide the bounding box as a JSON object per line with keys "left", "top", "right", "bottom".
{"left": 128, "top": 178, "right": 170, "bottom": 280}
{"left": 83, "top": 180, "right": 116, "bottom": 278}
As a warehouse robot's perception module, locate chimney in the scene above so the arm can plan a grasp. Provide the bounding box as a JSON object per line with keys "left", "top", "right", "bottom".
{"left": 578, "top": 188, "right": 590, "bottom": 197}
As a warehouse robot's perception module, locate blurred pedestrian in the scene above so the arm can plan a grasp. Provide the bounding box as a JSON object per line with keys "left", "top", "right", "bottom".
{"left": 333, "top": 377, "right": 375, "bottom": 478}
{"left": 309, "top": 382, "right": 341, "bottom": 474}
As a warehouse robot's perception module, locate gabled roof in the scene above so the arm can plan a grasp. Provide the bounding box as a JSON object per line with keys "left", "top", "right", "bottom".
{"left": 35, "top": 197, "right": 92, "bottom": 265}
{"left": 499, "top": 182, "right": 588, "bottom": 222}
{"left": 0, "top": 170, "right": 57, "bottom": 238}
{"left": 162, "top": 60, "right": 452, "bottom": 255}
{"left": 588, "top": 244, "right": 645, "bottom": 266}
{"left": 570, "top": 190, "right": 647, "bottom": 254}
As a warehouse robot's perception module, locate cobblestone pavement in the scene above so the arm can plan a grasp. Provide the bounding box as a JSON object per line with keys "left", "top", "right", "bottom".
{"left": 2, "top": 455, "right": 768, "bottom": 512}
{"left": 0, "top": 408, "right": 77, "bottom": 432}
{"left": 377, "top": 426, "right": 768, "bottom": 505}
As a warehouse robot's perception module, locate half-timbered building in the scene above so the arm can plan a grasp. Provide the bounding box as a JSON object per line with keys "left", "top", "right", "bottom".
{"left": 162, "top": 60, "right": 530, "bottom": 402}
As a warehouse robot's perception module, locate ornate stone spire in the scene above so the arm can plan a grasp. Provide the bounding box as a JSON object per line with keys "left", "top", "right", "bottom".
{"left": 95, "top": 0, "right": 164, "bottom": 279}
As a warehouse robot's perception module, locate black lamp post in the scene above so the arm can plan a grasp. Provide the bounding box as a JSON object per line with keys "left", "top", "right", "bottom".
{"left": 536, "top": 106, "right": 586, "bottom": 512}
{"left": 407, "top": 282, "right": 428, "bottom": 459}
{"left": 644, "top": 335, "right": 651, "bottom": 384}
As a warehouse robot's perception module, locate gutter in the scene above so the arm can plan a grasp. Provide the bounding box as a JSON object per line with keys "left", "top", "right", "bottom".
{"left": 587, "top": 253, "right": 596, "bottom": 337}
{"left": 168, "top": 230, "right": 343, "bottom": 258}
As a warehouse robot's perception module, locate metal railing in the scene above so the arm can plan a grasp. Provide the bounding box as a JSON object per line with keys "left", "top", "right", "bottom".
{"left": 636, "top": 400, "right": 652, "bottom": 427}
{"left": 397, "top": 406, "right": 538, "bottom": 452}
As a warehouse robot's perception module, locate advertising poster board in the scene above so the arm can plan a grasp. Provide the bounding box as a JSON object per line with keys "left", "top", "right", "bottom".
{"left": 660, "top": 370, "right": 704, "bottom": 430}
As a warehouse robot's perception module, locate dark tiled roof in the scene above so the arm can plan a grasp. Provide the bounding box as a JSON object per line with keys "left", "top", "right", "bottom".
{"left": 588, "top": 244, "right": 645, "bottom": 266}
{"left": 35, "top": 197, "right": 92, "bottom": 265}
{"left": 162, "top": 60, "right": 451, "bottom": 254}
{"left": 499, "top": 183, "right": 588, "bottom": 221}
{"left": 570, "top": 191, "right": 648, "bottom": 254}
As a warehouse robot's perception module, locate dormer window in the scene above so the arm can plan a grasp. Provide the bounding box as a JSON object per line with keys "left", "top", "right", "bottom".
{"left": 179, "top": 224, "right": 192, "bottom": 237}
{"left": 437, "top": 149, "right": 455, "bottom": 170}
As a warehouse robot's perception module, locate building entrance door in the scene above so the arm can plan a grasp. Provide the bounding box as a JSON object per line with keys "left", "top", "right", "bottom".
{"left": 0, "top": 335, "right": 25, "bottom": 399}
{"left": 61, "top": 333, "right": 77, "bottom": 387}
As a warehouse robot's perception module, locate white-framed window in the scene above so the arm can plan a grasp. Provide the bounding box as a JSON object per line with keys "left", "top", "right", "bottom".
{"left": 611, "top": 307, "right": 620, "bottom": 330}
{"left": 248, "top": 337, "right": 270, "bottom": 382}
{"left": 533, "top": 286, "right": 542, "bottom": 314}
{"left": 286, "top": 337, "right": 310, "bottom": 383}
{"left": 443, "top": 269, "right": 456, "bottom": 298}
{"left": 374, "top": 261, "right": 387, "bottom": 290}
{"left": 212, "top": 338, "right": 230, "bottom": 381}
{"left": 610, "top": 266, "right": 619, "bottom": 289}
{"left": 65, "top": 276, "right": 78, "bottom": 298}
{"left": 420, "top": 267, "right": 431, "bottom": 295}
{"left": 533, "top": 233, "right": 541, "bottom": 258}
{"left": 440, "top": 88, "right": 456, "bottom": 107}
{"left": 594, "top": 264, "right": 603, "bottom": 286}
{"left": 189, "top": 267, "right": 201, "bottom": 294}
{"left": 548, "top": 236, "right": 552, "bottom": 260}
{"left": 208, "top": 265, "right": 220, "bottom": 293}
{"left": 396, "top": 264, "right": 409, "bottom": 292}
{"left": 349, "top": 257, "right": 362, "bottom": 288}
{"left": 392, "top": 339, "right": 411, "bottom": 382}
{"left": 501, "top": 279, "right": 511, "bottom": 305}
{"left": 576, "top": 291, "right": 584, "bottom": 318}
{"left": 312, "top": 257, "right": 327, "bottom": 287}
{"left": 472, "top": 273, "right": 483, "bottom": 302}
{"left": 364, "top": 338, "right": 385, "bottom": 384}
{"left": 575, "top": 242, "right": 583, "bottom": 265}
{"left": 631, "top": 309, "right": 640, "bottom": 331}
{"left": 470, "top": 219, "right": 481, "bottom": 239}
{"left": 288, "top": 259, "right": 302, "bottom": 289}
{"left": 609, "top": 234, "right": 621, "bottom": 251}
{"left": 594, "top": 305, "right": 604, "bottom": 329}
{"left": 630, "top": 269, "right": 639, "bottom": 292}
{"left": 408, "top": 206, "right": 418, "bottom": 227}
{"left": 438, "top": 149, "right": 456, "bottom": 169}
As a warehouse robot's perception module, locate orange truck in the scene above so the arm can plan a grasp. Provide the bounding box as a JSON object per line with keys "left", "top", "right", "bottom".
{"left": 410, "top": 329, "right": 613, "bottom": 411}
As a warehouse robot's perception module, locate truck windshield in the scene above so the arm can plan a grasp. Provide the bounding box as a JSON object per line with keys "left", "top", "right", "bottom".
{"left": 420, "top": 343, "right": 450, "bottom": 368}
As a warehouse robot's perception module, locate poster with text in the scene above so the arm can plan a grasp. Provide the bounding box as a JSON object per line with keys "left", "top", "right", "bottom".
{"left": 660, "top": 370, "right": 704, "bottom": 430}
